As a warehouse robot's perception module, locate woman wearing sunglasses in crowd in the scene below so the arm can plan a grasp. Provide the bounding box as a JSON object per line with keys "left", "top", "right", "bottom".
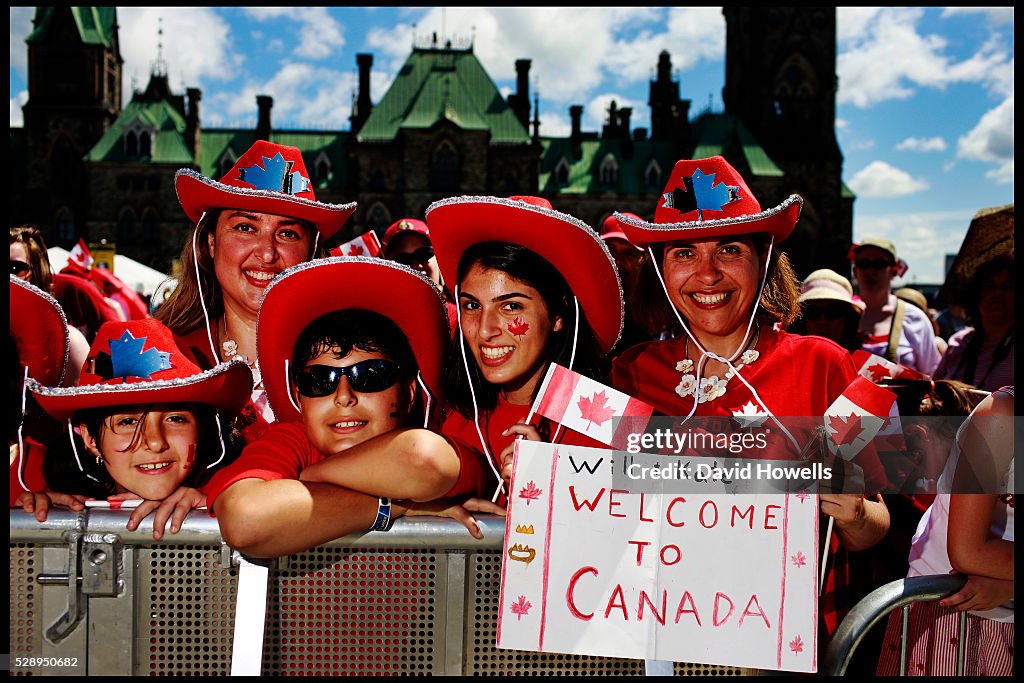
{"left": 380, "top": 218, "right": 460, "bottom": 337}
{"left": 10, "top": 226, "right": 91, "bottom": 386}
{"left": 787, "top": 268, "right": 865, "bottom": 354}
{"left": 850, "top": 237, "right": 941, "bottom": 375}
{"left": 425, "top": 195, "right": 624, "bottom": 503}
{"left": 206, "top": 258, "right": 502, "bottom": 558}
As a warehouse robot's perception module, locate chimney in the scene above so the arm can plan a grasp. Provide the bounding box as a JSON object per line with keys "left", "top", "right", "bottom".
{"left": 507, "top": 59, "right": 531, "bottom": 129}
{"left": 256, "top": 95, "right": 273, "bottom": 141}
{"left": 185, "top": 87, "right": 202, "bottom": 158}
{"left": 620, "top": 107, "right": 633, "bottom": 159}
{"left": 570, "top": 105, "right": 583, "bottom": 159}
{"left": 353, "top": 53, "right": 373, "bottom": 133}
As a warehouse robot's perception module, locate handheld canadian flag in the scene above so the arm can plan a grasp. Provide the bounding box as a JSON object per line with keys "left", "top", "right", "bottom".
{"left": 329, "top": 230, "right": 382, "bottom": 258}
{"left": 823, "top": 376, "right": 897, "bottom": 461}
{"left": 530, "top": 363, "right": 655, "bottom": 446}
{"left": 852, "top": 349, "right": 930, "bottom": 383}
{"left": 68, "top": 238, "right": 94, "bottom": 270}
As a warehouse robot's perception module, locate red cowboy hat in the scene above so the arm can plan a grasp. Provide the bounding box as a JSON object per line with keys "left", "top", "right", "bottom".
{"left": 600, "top": 213, "right": 644, "bottom": 251}
{"left": 175, "top": 140, "right": 356, "bottom": 240}
{"left": 256, "top": 257, "right": 451, "bottom": 424}
{"left": 425, "top": 195, "right": 624, "bottom": 355}
{"left": 615, "top": 156, "right": 802, "bottom": 246}
{"left": 382, "top": 218, "right": 431, "bottom": 256}
{"left": 28, "top": 318, "right": 252, "bottom": 422}
{"left": 10, "top": 276, "right": 69, "bottom": 387}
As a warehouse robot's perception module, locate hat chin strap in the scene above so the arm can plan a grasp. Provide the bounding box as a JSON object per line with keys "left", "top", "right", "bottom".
{"left": 648, "top": 238, "right": 799, "bottom": 451}
{"left": 191, "top": 212, "right": 221, "bottom": 367}
{"left": 454, "top": 284, "right": 507, "bottom": 501}
{"left": 67, "top": 420, "right": 102, "bottom": 485}
{"left": 16, "top": 366, "right": 30, "bottom": 495}
{"left": 415, "top": 373, "right": 432, "bottom": 430}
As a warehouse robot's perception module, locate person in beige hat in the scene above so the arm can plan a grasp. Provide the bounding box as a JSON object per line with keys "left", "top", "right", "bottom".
{"left": 850, "top": 237, "right": 941, "bottom": 375}
{"left": 789, "top": 269, "right": 865, "bottom": 353}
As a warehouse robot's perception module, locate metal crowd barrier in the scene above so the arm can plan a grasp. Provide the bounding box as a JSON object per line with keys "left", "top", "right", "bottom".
{"left": 821, "top": 573, "right": 970, "bottom": 676}
{"left": 9, "top": 509, "right": 753, "bottom": 676}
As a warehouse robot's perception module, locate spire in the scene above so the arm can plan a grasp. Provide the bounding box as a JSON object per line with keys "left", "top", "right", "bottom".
{"left": 152, "top": 17, "right": 167, "bottom": 78}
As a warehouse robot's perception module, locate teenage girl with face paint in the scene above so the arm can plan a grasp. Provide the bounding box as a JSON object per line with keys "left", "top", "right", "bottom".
{"left": 18, "top": 318, "right": 252, "bottom": 540}
{"left": 426, "top": 196, "right": 624, "bottom": 503}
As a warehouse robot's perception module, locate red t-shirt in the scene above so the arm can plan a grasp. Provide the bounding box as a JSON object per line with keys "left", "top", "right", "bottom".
{"left": 203, "top": 421, "right": 487, "bottom": 514}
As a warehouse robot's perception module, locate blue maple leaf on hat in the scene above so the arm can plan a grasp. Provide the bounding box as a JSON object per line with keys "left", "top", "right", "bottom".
{"left": 238, "top": 152, "right": 311, "bottom": 195}
{"left": 691, "top": 168, "right": 740, "bottom": 215}
{"left": 109, "top": 331, "right": 172, "bottom": 380}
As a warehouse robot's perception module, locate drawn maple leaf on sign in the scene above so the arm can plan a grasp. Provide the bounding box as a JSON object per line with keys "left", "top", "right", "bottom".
{"left": 510, "top": 595, "right": 532, "bottom": 620}
{"left": 347, "top": 243, "right": 363, "bottom": 256}
{"left": 794, "top": 493, "right": 811, "bottom": 503}
{"left": 507, "top": 316, "right": 529, "bottom": 339}
{"left": 519, "top": 481, "right": 542, "bottom": 505}
{"left": 791, "top": 551, "right": 807, "bottom": 568}
{"left": 789, "top": 635, "right": 804, "bottom": 654}
{"left": 578, "top": 391, "right": 616, "bottom": 428}
{"left": 828, "top": 413, "right": 865, "bottom": 447}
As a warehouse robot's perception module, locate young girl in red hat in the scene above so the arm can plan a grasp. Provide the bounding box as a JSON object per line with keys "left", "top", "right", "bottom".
{"left": 19, "top": 318, "right": 252, "bottom": 539}
{"left": 426, "top": 195, "right": 625, "bottom": 503}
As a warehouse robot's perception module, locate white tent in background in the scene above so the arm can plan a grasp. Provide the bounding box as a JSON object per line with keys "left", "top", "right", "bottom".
{"left": 47, "top": 247, "right": 175, "bottom": 298}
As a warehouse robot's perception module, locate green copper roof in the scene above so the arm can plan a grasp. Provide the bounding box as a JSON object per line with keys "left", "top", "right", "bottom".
{"left": 538, "top": 138, "right": 678, "bottom": 195}
{"left": 27, "top": 7, "right": 117, "bottom": 48}
{"left": 691, "top": 114, "right": 783, "bottom": 177}
{"left": 195, "top": 131, "right": 350, "bottom": 189}
{"left": 357, "top": 47, "right": 529, "bottom": 144}
{"left": 86, "top": 99, "right": 192, "bottom": 163}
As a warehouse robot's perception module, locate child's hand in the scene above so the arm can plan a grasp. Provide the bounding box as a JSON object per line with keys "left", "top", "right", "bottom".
{"left": 124, "top": 488, "right": 208, "bottom": 540}
{"left": 397, "top": 497, "right": 506, "bottom": 539}
{"left": 16, "top": 490, "right": 92, "bottom": 521}
{"left": 499, "top": 423, "right": 543, "bottom": 482}
{"left": 939, "top": 574, "right": 1015, "bottom": 612}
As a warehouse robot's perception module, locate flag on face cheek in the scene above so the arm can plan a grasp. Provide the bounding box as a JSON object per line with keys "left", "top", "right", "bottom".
{"left": 531, "top": 363, "right": 655, "bottom": 446}
{"left": 329, "top": 230, "right": 382, "bottom": 258}
{"left": 852, "top": 349, "right": 930, "bottom": 383}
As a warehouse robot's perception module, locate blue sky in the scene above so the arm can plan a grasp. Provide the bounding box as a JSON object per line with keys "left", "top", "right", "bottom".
{"left": 9, "top": 7, "right": 1014, "bottom": 285}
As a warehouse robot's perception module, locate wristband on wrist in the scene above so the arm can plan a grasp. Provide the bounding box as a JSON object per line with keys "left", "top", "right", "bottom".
{"left": 370, "top": 497, "right": 394, "bottom": 532}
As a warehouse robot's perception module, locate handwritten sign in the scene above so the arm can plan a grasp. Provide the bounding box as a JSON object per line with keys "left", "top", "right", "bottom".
{"left": 497, "top": 441, "right": 819, "bottom": 673}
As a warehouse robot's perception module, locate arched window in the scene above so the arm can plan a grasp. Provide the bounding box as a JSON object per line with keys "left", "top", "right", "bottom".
{"left": 430, "top": 141, "right": 459, "bottom": 191}
{"left": 369, "top": 168, "right": 387, "bottom": 192}
{"left": 125, "top": 130, "right": 138, "bottom": 157}
{"left": 644, "top": 159, "right": 662, "bottom": 188}
{"left": 118, "top": 207, "right": 138, "bottom": 244}
{"left": 56, "top": 208, "right": 75, "bottom": 244}
{"left": 555, "top": 158, "right": 571, "bottom": 186}
{"left": 366, "top": 203, "right": 391, "bottom": 232}
{"left": 599, "top": 155, "right": 619, "bottom": 186}
{"left": 139, "top": 131, "right": 151, "bottom": 158}
{"left": 142, "top": 208, "right": 159, "bottom": 243}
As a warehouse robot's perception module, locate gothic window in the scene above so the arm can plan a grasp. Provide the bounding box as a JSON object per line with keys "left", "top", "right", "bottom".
{"left": 142, "top": 208, "right": 159, "bottom": 243}
{"left": 56, "top": 208, "right": 75, "bottom": 244}
{"left": 125, "top": 130, "right": 138, "bottom": 157}
{"left": 369, "top": 167, "right": 387, "bottom": 192}
{"left": 124, "top": 120, "right": 156, "bottom": 159}
{"left": 555, "top": 157, "right": 571, "bottom": 186}
{"left": 139, "top": 132, "right": 151, "bottom": 158}
{"left": 599, "top": 154, "right": 619, "bottom": 186}
{"left": 772, "top": 55, "right": 817, "bottom": 123}
{"left": 314, "top": 151, "right": 332, "bottom": 183}
{"left": 366, "top": 203, "right": 391, "bottom": 232}
{"left": 118, "top": 207, "right": 138, "bottom": 244}
{"left": 430, "top": 141, "right": 459, "bottom": 191}
{"left": 644, "top": 159, "right": 662, "bottom": 188}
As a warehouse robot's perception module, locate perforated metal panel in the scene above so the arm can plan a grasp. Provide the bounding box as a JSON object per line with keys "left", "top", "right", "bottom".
{"left": 264, "top": 548, "right": 443, "bottom": 675}
{"left": 9, "top": 544, "right": 40, "bottom": 676}
{"left": 466, "top": 551, "right": 750, "bottom": 676}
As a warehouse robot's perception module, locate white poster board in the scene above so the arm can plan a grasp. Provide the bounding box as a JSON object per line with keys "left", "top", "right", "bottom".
{"left": 497, "top": 441, "right": 820, "bottom": 673}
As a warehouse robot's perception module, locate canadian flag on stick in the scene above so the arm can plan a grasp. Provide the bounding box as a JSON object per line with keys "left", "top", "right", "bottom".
{"left": 68, "top": 238, "right": 94, "bottom": 270}
{"left": 530, "top": 363, "right": 655, "bottom": 446}
{"left": 329, "top": 230, "right": 382, "bottom": 258}
{"left": 852, "top": 349, "right": 930, "bottom": 383}
{"left": 823, "top": 376, "right": 897, "bottom": 461}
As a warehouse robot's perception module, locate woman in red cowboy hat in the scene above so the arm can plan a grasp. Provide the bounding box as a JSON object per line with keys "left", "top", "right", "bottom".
{"left": 426, "top": 195, "right": 624, "bottom": 502}
{"left": 609, "top": 156, "right": 891, "bottom": 647}
{"left": 205, "top": 257, "right": 501, "bottom": 558}
{"left": 155, "top": 140, "right": 356, "bottom": 442}
{"left": 19, "top": 318, "right": 252, "bottom": 540}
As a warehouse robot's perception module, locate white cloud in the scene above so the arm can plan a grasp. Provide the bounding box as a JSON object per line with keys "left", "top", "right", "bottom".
{"left": 245, "top": 7, "right": 345, "bottom": 60}
{"left": 984, "top": 159, "right": 1014, "bottom": 185}
{"left": 9, "top": 6, "right": 33, "bottom": 77}
{"left": 941, "top": 7, "right": 1015, "bottom": 26}
{"left": 895, "top": 137, "right": 946, "bottom": 152}
{"left": 848, "top": 161, "right": 929, "bottom": 197}
{"left": 10, "top": 91, "right": 27, "bottom": 127}
{"left": 957, "top": 96, "right": 1014, "bottom": 163}
{"left": 220, "top": 61, "right": 356, "bottom": 131}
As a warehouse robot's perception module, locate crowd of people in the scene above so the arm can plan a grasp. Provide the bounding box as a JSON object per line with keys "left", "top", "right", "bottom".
{"left": 9, "top": 141, "right": 1013, "bottom": 675}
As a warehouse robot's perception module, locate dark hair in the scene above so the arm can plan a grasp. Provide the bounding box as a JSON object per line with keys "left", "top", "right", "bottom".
{"left": 787, "top": 302, "right": 864, "bottom": 354}
{"left": 43, "top": 403, "right": 242, "bottom": 498}
{"left": 964, "top": 255, "right": 1013, "bottom": 326}
{"left": 630, "top": 234, "right": 801, "bottom": 336}
{"left": 444, "top": 241, "right": 604, "bottom": 417}
{"left": 292, "top": 309, "right": 422, "bottom": 425}
{"left": 155, "top": 210, "right": 322, "bottom": 336}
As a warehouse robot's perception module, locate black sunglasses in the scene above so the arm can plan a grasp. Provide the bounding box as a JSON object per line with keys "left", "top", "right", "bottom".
{"left": 803, "top": 302, "right": 850, "bottom": 321}
{"left": 391, "top": 246, "right": 434, "bottom": 268}
{"left": 854, "top": 258, "right": 895, "bottom": 270}
{"left": 295, "top": 359, "right": 401, "bottom": 397}
{"left": 9, "top": 260, "right": 31, "bottom": 276}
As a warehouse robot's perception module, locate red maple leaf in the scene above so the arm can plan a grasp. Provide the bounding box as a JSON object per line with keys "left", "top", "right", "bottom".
{"left": 866, "top": 361, "right": 893, "bottom": 383}
{"left": 507, "top": 316, "right": 529, "bottom": 338}
{"left": 577, "top": 391, "right": 616, "bottom": 428}
{"left": 791, "top": 551, "right": 807, "bottom": 568}
{"left": 828, "top": 413, "right": 865, "bottom": 447}
{"left": 510, "top": 595, "right": 532, "bottom": 620}
{"left": 794, "top": 493, "right": 811, "bottom": 503}
{"left": 347, "top": 243, "right": 364, "bottom": 256}
{"left": 519, "top": 481, "right": 543, "bottom": 505}
{"left": 789, "top": 635, "right": 804, "bottom": 654}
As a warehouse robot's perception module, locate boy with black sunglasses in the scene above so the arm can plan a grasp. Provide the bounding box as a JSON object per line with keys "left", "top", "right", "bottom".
{"left": 204, "top": 258, "right": 497, "bottom": 558}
